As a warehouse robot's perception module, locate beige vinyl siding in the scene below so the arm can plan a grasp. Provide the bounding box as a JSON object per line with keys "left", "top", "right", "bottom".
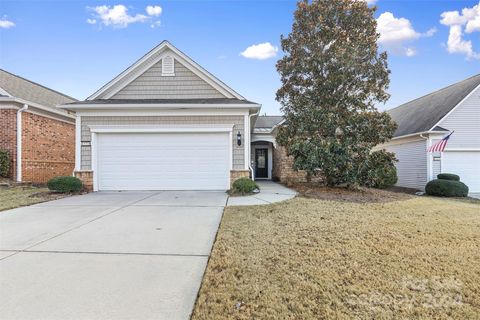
{"left": 436, "top": 85, "right": 480, "bottom": 149}
{"left": 80, "top": 115, "right": 244, "bottom": 170}
{"left": 111, "top": 59, "right": 226, "bottom": 100}
{"left": 384, "top": 139, "right": 428, "bottom": 190}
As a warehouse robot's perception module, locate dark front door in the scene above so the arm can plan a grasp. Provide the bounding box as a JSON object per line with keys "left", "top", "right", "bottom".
{"left": 255, "top": 148, "right": 268, "bottom": 179}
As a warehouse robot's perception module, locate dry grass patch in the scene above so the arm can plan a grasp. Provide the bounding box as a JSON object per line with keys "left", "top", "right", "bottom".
{"left": 0, "top": 184, "right": 69, "bottom": 212}
{"left": 193, "top": 197, "right": 480, "bottom": 319}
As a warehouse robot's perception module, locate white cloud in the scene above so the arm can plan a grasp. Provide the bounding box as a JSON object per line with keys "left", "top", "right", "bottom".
{"left": 365, "top": 0, "right": 378, "bottom": 4}
{"left": 146, "top": 5, "right": 162, "bottom": 17}
{"left": 440, "top": 2, "right": 480, "bottom": 59}
{"left": 240, "top": 42, "right": 278, "bottom": 60}
{"left": 376, "top": 12, "right": 435, "bottom": 56}
{"left": 0, "top": 18, "right": 15, "bottom": 29}
{"left": 88, "top": 4, "right": 161, "bottom": 28}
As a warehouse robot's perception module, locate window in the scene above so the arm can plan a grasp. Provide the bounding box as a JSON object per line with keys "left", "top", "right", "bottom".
{"left": 162, "top": 56, "right": 175, "bottom": 76}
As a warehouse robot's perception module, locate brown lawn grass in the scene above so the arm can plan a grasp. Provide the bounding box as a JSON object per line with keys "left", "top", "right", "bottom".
{"left": 192, "top": 196, "right": 480, "bottom": 319}
{"left": 0, "top": 185, "right": 68, "bottom": 211}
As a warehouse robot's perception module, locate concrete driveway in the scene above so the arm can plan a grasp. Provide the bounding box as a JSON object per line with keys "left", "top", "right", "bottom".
{"left": 0, "top": 191, "right": 227, "bottom": 320}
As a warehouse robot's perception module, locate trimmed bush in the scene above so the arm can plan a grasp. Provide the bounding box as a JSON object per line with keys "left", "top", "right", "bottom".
{"left": 359, "top": 150, "right": 398, "bottom": 189}
{"left": 47, "top": 176, "right": 83, "bottom": 193}
{"left": 0, "top": 150, "right": 9, "bottom": 177}
{"left": 232, "top": 177, "right": 258, "bottom": 194}
{"left": 425, "top": 179, "right": 469, "bottom": 197}
{"left": 437, "top": 173, "right": 460, "bottom": 181}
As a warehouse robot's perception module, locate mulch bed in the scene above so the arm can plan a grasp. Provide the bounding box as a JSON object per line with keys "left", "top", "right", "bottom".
{"left": 292, "top": 182, "right": 415, "bottom": 203}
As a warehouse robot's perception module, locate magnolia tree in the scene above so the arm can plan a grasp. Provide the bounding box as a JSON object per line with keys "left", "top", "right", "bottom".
{"left": 276, "top": 0, "right": 397, "bottom": 187}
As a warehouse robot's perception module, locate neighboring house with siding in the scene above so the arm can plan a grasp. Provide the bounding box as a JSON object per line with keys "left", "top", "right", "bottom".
{"left": 0, "top": 69, "right": 77, "bottom": 183}
{"left": 376, "top": 74, "right": 480, "bottom": 192}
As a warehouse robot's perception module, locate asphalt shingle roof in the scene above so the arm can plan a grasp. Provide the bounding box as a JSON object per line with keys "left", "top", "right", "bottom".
{"left": 254, "top": 115, "right": 284, "bottom": 129}
{"left": 388, "top": 74, "right": 480, "bottom": 137}
{"left": 0, "top": 69, "right": 77, "bottom": 108}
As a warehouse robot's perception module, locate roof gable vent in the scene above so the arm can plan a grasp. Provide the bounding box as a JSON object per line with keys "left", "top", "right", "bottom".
{"left": 161, "top": 56, "right": 175, "bottom": 76}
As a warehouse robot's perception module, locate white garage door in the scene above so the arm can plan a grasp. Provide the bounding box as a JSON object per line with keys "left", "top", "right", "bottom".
{"left": 442, "top": 151, "right": 480, "bottom": 192}
{"left": 96, "top": 132, "right": 230, "bottom": 191}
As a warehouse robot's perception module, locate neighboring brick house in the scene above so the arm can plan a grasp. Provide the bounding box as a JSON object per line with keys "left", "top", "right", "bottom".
{"left": 0, "top": 69, "right": 77, "bottom": 183}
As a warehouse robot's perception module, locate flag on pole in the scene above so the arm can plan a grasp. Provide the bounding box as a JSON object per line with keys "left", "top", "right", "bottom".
{"left": 428, "top": 131, "right": 454, "bottom": 152}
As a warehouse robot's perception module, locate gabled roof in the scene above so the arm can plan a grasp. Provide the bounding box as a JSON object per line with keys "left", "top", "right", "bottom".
{"left": 254, "top": 115, "right": 284, "bottom": 128}
{"left": 88, "top": 40, "right": 246, "bottom": 101}
{"left": 253, "top": 115, "right": 285, "bottom": 133}
{"left": 388, "top": 74, "right": 480, "bottom": 138}
{"left": 0, "top": 69, "right": 77, "bottom": 108}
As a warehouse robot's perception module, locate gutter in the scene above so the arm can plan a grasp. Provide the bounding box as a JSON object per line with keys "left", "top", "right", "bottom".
{"left": 16, "top": 104, "right": 28, "bottom": 182}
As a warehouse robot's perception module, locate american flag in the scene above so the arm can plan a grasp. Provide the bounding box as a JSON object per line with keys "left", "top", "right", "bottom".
{"left": 428, "top": 131, "right": 454, "bottom": 152}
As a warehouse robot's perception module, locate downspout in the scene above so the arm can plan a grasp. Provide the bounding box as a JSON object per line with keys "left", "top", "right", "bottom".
{"left": 248, "top": 111, "right": 259, "bottom": 180}
{"left": 16, "top": 104, "right": 28, "bottom": 182}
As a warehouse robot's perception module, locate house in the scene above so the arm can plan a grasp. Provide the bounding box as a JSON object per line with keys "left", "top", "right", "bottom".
{"left": 378, "top": 74, "right": 480, "bottom": 193}
{"left": 62, "top": 41, "right": 310, "bottom": 191}
{"left": 62, "top": 41, "right": 259, "bottom": 191}
{"left": 0, "top": 69, "right": 77, "bottom": 183}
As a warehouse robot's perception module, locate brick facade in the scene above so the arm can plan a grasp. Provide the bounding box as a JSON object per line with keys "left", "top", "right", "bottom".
{"left": 21, "top": 112, "right": 75, "bottom": 183}
{"left": 74, "top": 170, "right": 93, "bottom": 191}
{"left": 272, "top": 145, "right": 323, "bottom": 185}
{"left": 230, "top": 169, "right": 250, "bottom": 188}
{"left": 0, "top": 109, "right": 17, "bottom": 179}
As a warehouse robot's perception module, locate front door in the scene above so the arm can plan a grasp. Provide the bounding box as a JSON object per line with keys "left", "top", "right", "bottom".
{"left": 255, "top": 148, "right": 268, "bottom": 179}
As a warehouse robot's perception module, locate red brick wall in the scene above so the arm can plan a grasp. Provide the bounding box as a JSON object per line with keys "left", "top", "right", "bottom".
{"left": 22, "top": 112, "right": 75, "bottom": 183}
{"left": 0, "top": 109, "right": 17, "bottom": 179}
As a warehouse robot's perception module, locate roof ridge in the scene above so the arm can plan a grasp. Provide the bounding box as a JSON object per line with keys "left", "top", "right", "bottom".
{"left": 0, "top": 68, "right": 77, "bottom": 101}
{"left": 387, "top": 73, "right": 480, "bottom": 113}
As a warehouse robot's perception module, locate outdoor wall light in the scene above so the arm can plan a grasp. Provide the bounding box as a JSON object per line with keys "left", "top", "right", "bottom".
{"left": 237, "top": 131, "right": 242, "bottom": 146}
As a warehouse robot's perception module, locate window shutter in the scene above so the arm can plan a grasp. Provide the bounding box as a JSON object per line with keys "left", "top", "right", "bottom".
{"left": 162, "top": 56, "right": 175, "bottom": 76}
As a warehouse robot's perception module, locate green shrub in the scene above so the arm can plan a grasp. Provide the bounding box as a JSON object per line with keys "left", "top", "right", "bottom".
{"left": 232, "top": 177, "right": 258, "bottom": 194}
{"left": 0, "top": 150, "right": 10, "bottom": 177}
{"left": 425, "top": 179, "right": 469, "bottom": 197}
{"left": 359, "top": 150, "right": 398, "bottom": 189}
{"left": 47, "top": 176, "right": 83, "bottom": 193}
{"left": 437, "top": 173, "right": 460, "bottom": 181}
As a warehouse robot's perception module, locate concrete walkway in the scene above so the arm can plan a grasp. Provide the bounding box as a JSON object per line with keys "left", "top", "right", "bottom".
{"left": 227, "top": 181, "right": 297, "bottom": 206}
{"left": 0, "top": 191, "right": 227, "bottom": 320}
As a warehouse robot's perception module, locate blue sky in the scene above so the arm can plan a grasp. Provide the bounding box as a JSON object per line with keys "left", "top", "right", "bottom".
{"left": 1, "top": 0, "right": 479, "bottom": 115}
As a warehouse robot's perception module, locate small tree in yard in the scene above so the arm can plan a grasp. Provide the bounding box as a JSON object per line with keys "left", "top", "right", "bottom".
{"left": 276, "top": 0, "right": 397, "bottom": 187}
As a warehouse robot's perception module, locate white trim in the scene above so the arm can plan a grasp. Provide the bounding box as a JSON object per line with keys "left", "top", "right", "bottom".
{"left": 75, "top": 115, "right": 81, "bottom": 171}
{"left": 426, "top": 136, "right": 433, "bottom": 181}
{"left": 391, "top": 130, "right": 449, "bottom": 141}
{"left": 73, "top": 109, "right": 251, "bottom": 117}
{"left": 16, "top": 104, "right": 28, "bottom": 182}
{"left": 229, "top": 131, "right": 233, "bottom": 171}
{"left": 430, "top": 83, "right": 480, "bottom": 131}
{"left": 60, "top": 103, "right": 260, "bottom": 111}
{"left": 91, "top": 132, "right": 98, "bottom": 192}
{"left": 251, "top": 134, "right": 277, "bottom": 148}
{"left": 0, "top": 86, "right": 12, "bottom": 97}
{"left": 443, "top": 148, "right": 480, "bottom": 151}
{"left": 88, "top": 41, "right": 245, "bottom": 100}
{"left": 244, "top": 114, "right": 249, "bottom": 170}
{"left": 87, "top": 124, "right": 235, "bottom": 133}
{"left": 0, "top": 97, "right": 75, "bottom": 120}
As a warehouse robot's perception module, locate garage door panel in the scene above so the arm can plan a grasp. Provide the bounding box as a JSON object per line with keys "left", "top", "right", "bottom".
{"left": 442, "top": 151, "right": 480, "bottom": 192}
{"left": 97, "top": 133, "right": 230, "bottom": 190}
